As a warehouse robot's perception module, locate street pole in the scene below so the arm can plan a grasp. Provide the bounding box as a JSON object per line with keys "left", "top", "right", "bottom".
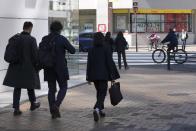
{"left": 135, "top": 12, "right": 138, "bottom": 52}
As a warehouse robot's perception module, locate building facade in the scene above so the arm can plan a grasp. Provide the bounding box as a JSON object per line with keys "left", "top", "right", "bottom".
{"left": 79, "top": 0, "right": 196, "bottom": 46}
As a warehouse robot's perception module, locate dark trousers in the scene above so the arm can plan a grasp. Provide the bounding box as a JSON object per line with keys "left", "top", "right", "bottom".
{"left": 117, "top": 50, "right": 128, "bottom": 69}
{"left": 48, "top": 80, "right": 68, "bottom": 109}
{"left": 167, "top": 44, "right": 176, "bottom": 52}
{"left": 13, "top": 88, "right": 36, "bottom": 109}
{"left": 182, "top": 39, "right": 186, "bottom": 50}
{"left": 93, "top": 81, "right": 108, "bottom": 110}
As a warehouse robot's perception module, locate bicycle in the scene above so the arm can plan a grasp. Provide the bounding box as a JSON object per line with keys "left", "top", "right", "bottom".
{"left": 152, "top": 43, "right": 188, "bottom": 64}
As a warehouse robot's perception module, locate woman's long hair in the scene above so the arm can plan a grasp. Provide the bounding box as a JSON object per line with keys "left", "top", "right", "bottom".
{"left": 93, "top": 32, "right": 104, "bottom": 47}
{"left": 105, "top": 32, "right": 111, "bottom": 41}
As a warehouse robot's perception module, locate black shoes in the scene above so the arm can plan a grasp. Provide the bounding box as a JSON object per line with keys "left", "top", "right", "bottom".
{"left": 51, "top": 104, "right": 61, "bottom": 119}
{"left": 93, "top": 110, "right": 106, "bottom": 122}
{"left": 99, "top": 110, "right": 106, "bottom": 118}
{"left": 30, "top": 102, "right": 40, "bottom": 111}
{"left": 14, "top": 109, "right": 22, "bottom": 116}
{"left": 93, "top": 110, "right": 99, "bottom": 122}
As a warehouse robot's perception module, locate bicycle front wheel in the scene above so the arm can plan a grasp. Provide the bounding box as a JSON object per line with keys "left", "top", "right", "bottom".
{"left": 174, "top": 49, "right": 188, "bottom": 64}
{"left": 152, "top": 49, "right": 166, "bottom": 63}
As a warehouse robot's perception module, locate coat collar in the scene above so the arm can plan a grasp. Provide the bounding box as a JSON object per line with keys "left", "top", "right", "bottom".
{"left": 21, "top": 31, "right": 30, "bottom": 35}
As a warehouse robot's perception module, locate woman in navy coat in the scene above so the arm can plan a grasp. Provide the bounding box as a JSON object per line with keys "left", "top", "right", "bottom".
{"left": 86, "top": 32, "right": 120, "bottom": 122}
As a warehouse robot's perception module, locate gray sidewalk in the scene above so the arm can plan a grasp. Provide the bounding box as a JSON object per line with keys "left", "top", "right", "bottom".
{"left": 0, "top": 64, "right": 196, "bottom": 131}
{"left": 0, "top": 70, "right": 86, "bottom": 108}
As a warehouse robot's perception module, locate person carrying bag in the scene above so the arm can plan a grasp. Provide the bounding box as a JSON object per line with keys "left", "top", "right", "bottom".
{"left": 86, "top": 32, "right": 120, "bottom": 122}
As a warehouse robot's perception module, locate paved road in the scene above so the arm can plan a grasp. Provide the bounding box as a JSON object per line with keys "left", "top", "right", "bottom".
{"left": 0, "top": 64, "right": 196, "bottom": 131}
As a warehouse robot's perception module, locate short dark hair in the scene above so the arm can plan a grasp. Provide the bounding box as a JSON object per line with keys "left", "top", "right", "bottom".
{"left": 50, "top": 21, "right": 63, "bottom": 33}
{"left": 23, "top": 21, "right": 33, "bottom": 30}
{"left": 93, "top": 32, "right": 104, "bottom": 46}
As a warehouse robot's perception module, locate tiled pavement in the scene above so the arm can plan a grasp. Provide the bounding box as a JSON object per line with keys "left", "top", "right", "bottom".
{"left": 0, "top": 65, "right": 196, "bottom": 131}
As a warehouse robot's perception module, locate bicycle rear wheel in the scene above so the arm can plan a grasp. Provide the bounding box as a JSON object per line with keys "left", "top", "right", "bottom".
{"left": 174, "top": 49, "right": 188, "bottom": 64}
{"left": 152, "top": 49, "right": 166, "bottom": 63}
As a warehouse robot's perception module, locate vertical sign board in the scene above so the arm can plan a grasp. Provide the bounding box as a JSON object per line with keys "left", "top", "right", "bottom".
{"left": 97, "top": 0, "right": 108, "bottom": 33}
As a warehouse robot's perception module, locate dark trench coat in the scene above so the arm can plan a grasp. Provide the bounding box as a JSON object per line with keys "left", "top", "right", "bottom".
{"left": 86, "top": 45, "right": 120, "bottom": 82}
{"left": 3, "top": 32, "right": 40, "bottom": 89}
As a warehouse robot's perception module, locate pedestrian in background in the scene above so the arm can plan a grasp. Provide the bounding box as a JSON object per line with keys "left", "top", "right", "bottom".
{"left": 180, "top": 29, "right": 188, "bottom": 50}
{"left": 41, "top": 21, "right": 75, "bottom": 119}
{"left": 115, "top": 31, "right": 128, "bottom": 70}
{"left": 105, "top": 32, "right": 114, "bottom": 54}
{"left": 86, "top": 32, "right": 120, "bottom": 122}
{"left": 3, "top": 21, "right": 41, "bottom": 116}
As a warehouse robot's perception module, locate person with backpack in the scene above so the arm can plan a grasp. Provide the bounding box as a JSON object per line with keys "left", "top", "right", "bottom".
{"left": 180, "top": 29, "right": 188, "bottom": 50}
{"left": 114, "top": 31, "right": 129, "bottom": 70}
{"left": 86, "top": 32, "right": 120, "bottom": 122}
{"left": 3, "top": 22, "right": 41, "bottom": 116}
{"left": 39, "top": 21, "right": 75, "bottom": 119}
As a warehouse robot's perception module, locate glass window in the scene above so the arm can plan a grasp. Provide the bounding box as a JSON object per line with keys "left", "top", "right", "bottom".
{"left": 132, "top": 23, "right": 146, "bottom": 32}
{"left": 147, "top": 15, "right": 161, "bottom": 22}
{"left": 147, "top": 23, "right": 161, "bottom": 32}
{"left": 132, "top": 14, "right": 146, "bottom": 22}
{"left": 131, "top": 14, "right": 192, "bottom": 33}
{"left": 114, "top": 14, "right": 128, "bottom": 32}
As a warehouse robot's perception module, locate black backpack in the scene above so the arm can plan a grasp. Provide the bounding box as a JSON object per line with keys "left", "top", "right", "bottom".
{"left": 4, "top": 34, "right": 22, "bottom": 64}
{"left": 38, "top": 35, "right": 57, "bottom": 68}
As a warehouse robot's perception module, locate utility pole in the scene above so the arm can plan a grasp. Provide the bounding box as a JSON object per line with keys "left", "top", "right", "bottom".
{"left": 133, "top": 2, "right": 138, "bottom": 52}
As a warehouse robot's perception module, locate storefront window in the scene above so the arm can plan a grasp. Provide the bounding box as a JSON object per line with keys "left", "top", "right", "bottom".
{"left": 131, "top": 14, "right": 192, "bottom": 33}
{"left": 132, "top": 14, "right": 146, "bottom": 32}
{"left": 114, "top": 14, "right": 128, "bottom": 32}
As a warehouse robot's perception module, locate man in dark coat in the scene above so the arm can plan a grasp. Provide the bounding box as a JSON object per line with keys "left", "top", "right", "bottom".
{"left": 42, "top": 21, "right": 75, "bottom": 119}
{"left": 161, "top": 28, "right": 179, "bottom": 52}
{"left": 3, "top": 22, "right": 41, "bottom": 116}
{"left": 86, "top": 32, "right": 120, "bottom": 122}
{"left": 115, "top": 31, "right": 128, "bottom": 70}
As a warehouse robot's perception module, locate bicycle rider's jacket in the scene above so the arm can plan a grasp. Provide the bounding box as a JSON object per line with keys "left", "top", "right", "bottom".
{"left": 161, "top": 31, "right": 178, "bottom": 46}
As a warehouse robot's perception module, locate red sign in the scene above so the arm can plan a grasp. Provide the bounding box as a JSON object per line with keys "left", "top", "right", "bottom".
{"left": 98, "top": 24, "right": 107, "bottom": 32}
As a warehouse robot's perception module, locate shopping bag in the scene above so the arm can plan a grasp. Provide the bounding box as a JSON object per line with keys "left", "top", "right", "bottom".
{"left": 109, "top": 82, "right": 123, "bottom": 106}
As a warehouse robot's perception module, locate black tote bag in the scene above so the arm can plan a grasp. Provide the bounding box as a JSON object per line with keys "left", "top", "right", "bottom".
{"left": 109, "top": 82, "right": 123, "bottom": 106}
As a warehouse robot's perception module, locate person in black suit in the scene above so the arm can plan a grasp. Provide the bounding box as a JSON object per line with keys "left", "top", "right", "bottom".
{"left": 42, "top": 21, "right": 76, "bottom": 119}
{"left": 86, "top": 32, "right": 120, "bottom": 122}
{"left": 115, "top": 31, "right": 128, "bottom": 70}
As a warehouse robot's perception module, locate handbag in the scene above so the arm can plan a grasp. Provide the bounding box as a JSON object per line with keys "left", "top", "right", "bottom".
{"left": 109, "top": 82, "right": 123, "bottom": 106}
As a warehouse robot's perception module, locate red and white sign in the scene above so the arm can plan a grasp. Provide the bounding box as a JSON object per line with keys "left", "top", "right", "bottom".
{"left": 98, "top": 24, "right": 107, "bottom": 32}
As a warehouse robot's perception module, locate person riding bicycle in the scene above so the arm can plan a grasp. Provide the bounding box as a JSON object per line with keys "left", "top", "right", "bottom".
{"left": 161, "top": 28, "right": 178, "bottom": 52}
{"left": 148, "top": 33, "right": 160, "bottom": 50}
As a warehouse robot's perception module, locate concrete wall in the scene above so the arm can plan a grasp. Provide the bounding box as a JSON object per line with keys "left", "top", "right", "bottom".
{"left": 0, "top": 0, "right": 48, "bottom": 85}
{"left": 79, "top": 0, "right": 96, "bottom": 9}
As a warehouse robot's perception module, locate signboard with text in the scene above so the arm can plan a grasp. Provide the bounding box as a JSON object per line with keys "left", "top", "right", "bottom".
{"left": 98, "top": 24, "right": 107, "bottom": 32}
